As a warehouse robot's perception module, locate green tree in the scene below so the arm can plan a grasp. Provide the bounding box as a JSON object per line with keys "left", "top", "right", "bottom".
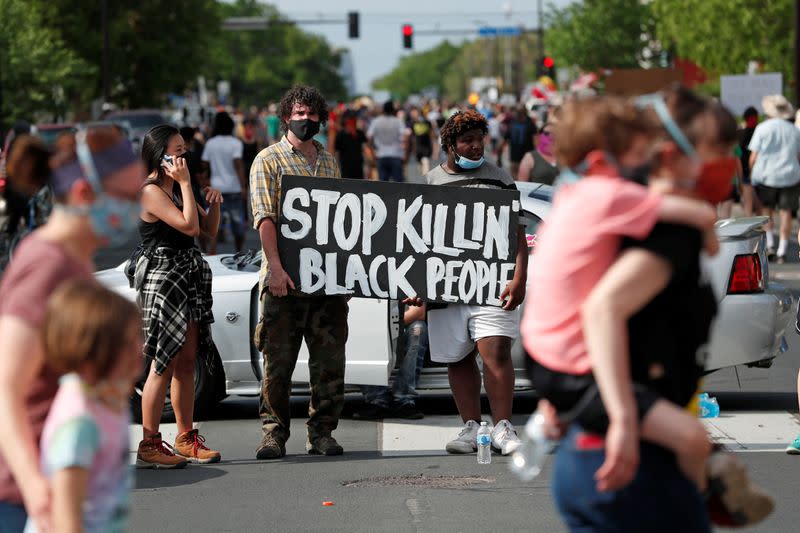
{"left": 442, "top": 32, "right": 543, "bottom": 101}
{"left": 545, "top": 0, "right": 657, "bottom": 71}
{"left": 206, "top": 0, "right": 346, "bottom": 107}
{"left": 373, "top": 32, "right": 542, "bottom": 102}
{"left": 372, "top": 41, "right": 463, "bottom": 101}
{"left": 31, "top": 0, "right": 220, "bottom": 108}
{"left": 652, "top": 0, "right": 793, "bottom": 84}
{"left": 0, "top": 0, "right": 93, "bottom": 128}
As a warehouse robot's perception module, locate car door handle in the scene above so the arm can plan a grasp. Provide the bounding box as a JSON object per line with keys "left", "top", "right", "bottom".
{"left": 225, "top": 311, "right": 240, "bottom": 323}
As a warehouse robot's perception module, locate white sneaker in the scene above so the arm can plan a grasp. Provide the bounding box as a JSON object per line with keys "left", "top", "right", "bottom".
{"left": 491, "top": 419, "right": 521, "bottom": 455}
{"left": 445, "top": 420, "right": 481, "bottom": 454}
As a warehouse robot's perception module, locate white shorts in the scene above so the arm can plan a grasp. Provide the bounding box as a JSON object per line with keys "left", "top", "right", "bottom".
{"left": 427, "top": 304, "right": 521, "bottom": 363}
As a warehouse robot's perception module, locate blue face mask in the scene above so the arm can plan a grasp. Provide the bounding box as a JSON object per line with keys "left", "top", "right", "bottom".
{"left": 87, "top": 195, "right": 141, "bottom": 247}
{"left": 454, "top": 153, "right": 485, "bottom": 170}
{"left": 74, "top": 131, "right": 141, "bottom": 247}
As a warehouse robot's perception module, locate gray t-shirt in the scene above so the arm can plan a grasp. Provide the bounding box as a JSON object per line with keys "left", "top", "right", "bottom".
{"left": 425, "top": 161, "right": 523, "bottom": 219}
{"left": 367, "top": 115, "right": 406, "bottom": 159}
{"left": 425, "top": 160, "right": 516, "bottom": 189}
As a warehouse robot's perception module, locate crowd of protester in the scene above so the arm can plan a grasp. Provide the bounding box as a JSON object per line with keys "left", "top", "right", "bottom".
{"left": 0, "top": 82, "right": 795, "bottom": 532}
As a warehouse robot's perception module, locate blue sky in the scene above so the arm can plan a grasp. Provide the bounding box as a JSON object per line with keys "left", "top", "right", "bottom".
{"left": 264, "top": 0, "right": 575, "bottom": 94}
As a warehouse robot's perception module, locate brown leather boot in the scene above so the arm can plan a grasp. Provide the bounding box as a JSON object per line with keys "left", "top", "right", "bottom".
{"left": 174, "top": 429, "right": 221, "bottom": 464}
{"left": 136, "top": 433, "right": 189, "bottom": 469}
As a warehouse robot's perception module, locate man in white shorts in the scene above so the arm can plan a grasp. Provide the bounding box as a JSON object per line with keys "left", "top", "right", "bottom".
{"left": 423, "top": 110, "right": 528, "bottom": 455}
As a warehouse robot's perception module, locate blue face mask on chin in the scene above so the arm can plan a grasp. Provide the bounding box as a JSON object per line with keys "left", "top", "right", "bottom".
{"left": 455, "top": 152, "right": 485, "bottom": 170}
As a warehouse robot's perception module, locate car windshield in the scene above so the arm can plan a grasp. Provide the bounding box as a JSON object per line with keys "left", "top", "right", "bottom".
{"left": 221, "top": 249, "right": 262, "bottom": 271}
{"left": 111, "top": 114, "right": 165, "bottom": 129}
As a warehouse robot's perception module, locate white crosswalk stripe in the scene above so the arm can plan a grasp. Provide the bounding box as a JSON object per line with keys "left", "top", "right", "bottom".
{"left": 381, "top": 417, "right": 465, "bottom": 456}
{"left": 126, "top": 412, "right": 800, "bottom": 459}
{"left": 702, "top": 412, "right": 800, "bottom": 453}
{"left": 381, "top": 413, "right": 800, "bottom": 456}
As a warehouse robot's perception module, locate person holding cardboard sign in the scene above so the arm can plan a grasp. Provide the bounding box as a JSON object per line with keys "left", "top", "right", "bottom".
{"left": 423, "top": 109, "right": 528, "bottom": 456}
{"left": 250, "top": 86, "right": 349, "bottom": 460}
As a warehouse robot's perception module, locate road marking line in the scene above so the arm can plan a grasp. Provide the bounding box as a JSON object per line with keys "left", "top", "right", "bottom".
{"left": 380, "top": 413, "right": 800, "bottom": 455}
{"left": 771, "top": 271, "right": 800, "bottom": 281}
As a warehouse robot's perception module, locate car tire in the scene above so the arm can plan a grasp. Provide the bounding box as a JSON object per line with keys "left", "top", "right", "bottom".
{"left": 131, "top": 355, "right": 221, "bottom": 424}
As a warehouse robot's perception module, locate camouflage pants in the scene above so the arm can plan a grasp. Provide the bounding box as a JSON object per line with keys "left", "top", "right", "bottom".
{"left": 255, "top": 291, "right": 349, "bottom": 442}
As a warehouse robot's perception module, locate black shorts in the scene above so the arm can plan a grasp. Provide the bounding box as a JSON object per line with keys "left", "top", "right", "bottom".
{"left": 415, "top": 150, "right": 432, "bottom": 162}
{"left": 527, "top": 359, "right": 659, "bottom": 435}
{"left": 729, "top": 185, "right": 740, "bottom": 204}
{"left": 755, "top": 183, "right": 800, "bottom": 211}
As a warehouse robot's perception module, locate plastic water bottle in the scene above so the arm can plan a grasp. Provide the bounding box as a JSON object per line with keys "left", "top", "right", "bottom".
{"left": 510, "top": 411, "right": 556, "bottom": 481}
{"left": 477, "top": 422, "right": 492, "bottom": 464}
{"left": 698, "top": 393, "right": 720, "bottom": 418}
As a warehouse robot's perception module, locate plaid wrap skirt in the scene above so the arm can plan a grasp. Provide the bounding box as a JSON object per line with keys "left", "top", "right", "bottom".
{"left": 137, "top": 246, "right": 215, "bottom": 375}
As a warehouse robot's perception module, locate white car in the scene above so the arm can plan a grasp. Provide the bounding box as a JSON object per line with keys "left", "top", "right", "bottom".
{"left": 96, "top": 182, "right": 793, "bottom": 420}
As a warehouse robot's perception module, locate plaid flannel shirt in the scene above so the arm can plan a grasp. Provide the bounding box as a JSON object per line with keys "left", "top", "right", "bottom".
{"left": 250, "top": 136, "right": 342, "bottom": 292}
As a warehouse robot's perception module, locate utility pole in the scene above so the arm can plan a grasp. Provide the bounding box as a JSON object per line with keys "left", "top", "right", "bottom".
{"left": 0, "top": 44, "right": 4, "bottom": 132}
{"left": 503, "top": 3, "right": 512, "bottom": 92}
{"left": 537, "top": 0, "right": 545, "bottom": 76}
{"left": 795, "top": 0, "right": 800, "bottom": 106}
{"left": 102, "top": 0, "right": 110, "bottom": 104}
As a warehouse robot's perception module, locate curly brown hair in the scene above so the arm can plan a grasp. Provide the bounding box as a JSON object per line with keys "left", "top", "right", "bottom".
{"left": 278, "top": 85, "right": 328, "bottom": 132}
{"left": 440, "top": 109, "right": 488, "bottom": 152}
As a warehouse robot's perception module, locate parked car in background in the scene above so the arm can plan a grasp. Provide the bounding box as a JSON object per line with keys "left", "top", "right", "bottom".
{"left": 81, "top": 120, "right": 136, "bottom": 151}
{"left": 515, "top": 183, "right": 793, "bottom": 375}
{"left": 96, "top": 182, "right": 793, "bottom": 421}
{"left": 105, "top": 109, "right": 168, "bottom": 152}
{"left": 31, "top": 123, "right": 76, "bottom": 146}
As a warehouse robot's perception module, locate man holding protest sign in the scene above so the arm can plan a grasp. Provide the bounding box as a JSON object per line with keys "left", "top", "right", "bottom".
{"left": 424, "top": 110, "right": 528, "bottom": 456}
{"left": 250, "top": 86, "right": 348, "bottom": 459}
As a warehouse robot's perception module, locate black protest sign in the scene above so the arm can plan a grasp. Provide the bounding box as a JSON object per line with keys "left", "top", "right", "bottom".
{"left": 278, "top": 175, "right": 520, "bottom": 306}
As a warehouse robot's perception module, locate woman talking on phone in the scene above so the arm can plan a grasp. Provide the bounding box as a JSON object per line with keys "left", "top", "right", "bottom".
{"left": 135, "top": 124, "right": 223, "bottom": 468}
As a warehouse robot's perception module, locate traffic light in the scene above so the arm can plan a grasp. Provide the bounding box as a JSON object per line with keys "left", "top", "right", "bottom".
{"left": 542, "top": 56, "right": 555, "bottom": 78}
{"left": 348, "top": 11, "right": 359, "bottom": 39}
{"left": 402, "top": 24, "right": 413, "bottom": 49}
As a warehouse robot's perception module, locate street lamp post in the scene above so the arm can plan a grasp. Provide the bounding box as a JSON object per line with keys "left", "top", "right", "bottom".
{"left": 503, "top": 3, "right": 512, "bottom": 92}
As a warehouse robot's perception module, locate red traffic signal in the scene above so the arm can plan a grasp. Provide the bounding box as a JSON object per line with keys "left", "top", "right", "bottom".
{"left": 543, "top": 56, "right": 555, "bottom": 69}
{"left": 402, "top": 24, "right": 413, "bottom": 49}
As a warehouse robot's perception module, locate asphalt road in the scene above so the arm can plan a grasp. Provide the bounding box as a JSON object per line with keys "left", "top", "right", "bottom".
{"left": 122, "top": 245, "right": 800, "bottom": 533}
{"left": 102, "top": 159, "right": 800, "bottom": 532}
{"left": 126, "top": 347, "right": 800, "bottom": 533}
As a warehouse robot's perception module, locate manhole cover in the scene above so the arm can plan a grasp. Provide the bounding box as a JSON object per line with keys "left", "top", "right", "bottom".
{"left": 342, "top": 474, "right": 495, "bottom": 489}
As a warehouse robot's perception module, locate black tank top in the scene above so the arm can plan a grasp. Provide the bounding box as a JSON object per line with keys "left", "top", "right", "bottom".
{"left": 528, "top": 151, "right": 560, "bottom": 186}
{"left": 139, "top": 183, "right": 196, "bottom": 250}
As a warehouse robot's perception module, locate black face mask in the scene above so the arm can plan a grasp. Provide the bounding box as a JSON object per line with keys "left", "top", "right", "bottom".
{"left": 289, "top": 119, "right": 320, "bottom": 142}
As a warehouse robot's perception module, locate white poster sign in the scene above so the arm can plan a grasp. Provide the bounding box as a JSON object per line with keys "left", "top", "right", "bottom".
{"left": 720, "top": 73, "right": 783, "bottom": 116}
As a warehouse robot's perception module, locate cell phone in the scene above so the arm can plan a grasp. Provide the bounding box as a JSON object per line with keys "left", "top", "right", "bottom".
{"left": 161, "top": 154, "right": 174, "bottom": 166}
